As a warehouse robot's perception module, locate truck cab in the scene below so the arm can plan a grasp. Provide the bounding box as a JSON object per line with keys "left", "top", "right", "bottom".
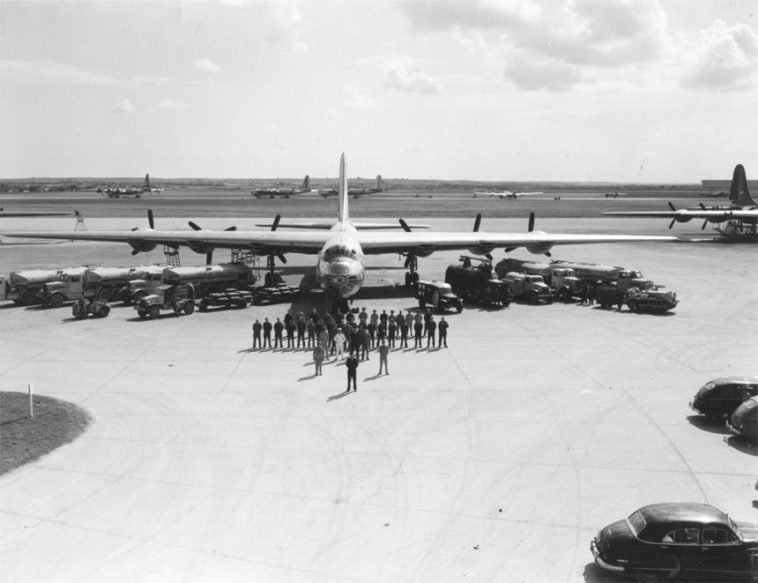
{"left": 415, "top": 280, "right": 463, "bottom": 313}
{"left": 502, "top": 272, "right": 553, "bottom": 304}
{"left": 549, "top": 268, "right": 583, "bottom": 301}
{"left": 135, "top": 283, "right": 195, "bottom": 319}
{"left": 39, "top": 269, "right": 87, "bottom": 308}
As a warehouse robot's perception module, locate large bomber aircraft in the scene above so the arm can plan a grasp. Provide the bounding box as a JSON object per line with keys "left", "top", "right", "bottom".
{"left": 473, "top": 189, "right": 544, "bottom": 199}
{"left": 603, "top": 164, "right": 757, "bottom": 239}
{"left": 251, "top": 175, "right": 313, "bottom": 199}
{"left": 5, "top": 153, "right": 676, "bottom": 308}
{"left": 97, "top": 174, "right": 153, "bottom": 198}
{"left": 317, "top": 174, "right": 384, "bottom": 198}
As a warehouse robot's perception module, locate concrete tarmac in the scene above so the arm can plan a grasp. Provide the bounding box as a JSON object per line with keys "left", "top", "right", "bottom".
{"left": 0, "top": 218, "right": 756, "bottom": 582}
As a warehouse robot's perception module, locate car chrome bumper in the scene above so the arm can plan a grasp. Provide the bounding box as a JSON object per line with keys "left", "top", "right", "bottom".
{"left": 590, "top": 539, "right": 625, "bottom": 573}
{"left": 725, "top": 418, "right": 742, "bottom": 436}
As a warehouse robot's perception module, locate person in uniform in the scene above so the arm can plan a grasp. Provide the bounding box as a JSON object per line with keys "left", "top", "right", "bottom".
{"left": 370, "top": 309, "right": 379, "bottom": 328}
{"left": 346, "top": 351, "right": 359, "bottom": 391}
{"left": 387, "top": 318, "right": 397, "bottom": 348}
{"left": 319, "top": 327, "right": 330, "bottom": 358}
{"left": 313, "top": 343, "right": 325, "bottom": 376}
{"left": 438, "top": 317, "right": 449, "bottom": 348}
{"left": 399, "top": 317, "right": 409, "bottom": 348}
{"left": 273, "top": 318, "right": 284, "bottom": 348}
{"left": 333, "top": 328, "right": 347, "bottom": 360}
{"left": 414, "top": 319, "right": 424, "bottom": 348}
{"left": 285, "top": 318, "right": 296, "bottom": 349}
{"left": 377, "top": 319, "right": 387, "bottom": 344}
{"left": 427, "top": 315, "right": 437, "bottom": 348}
{"left": 378, "top": 339, "right": 389, "bottom": 375}
{"left": 296, "top": 317, "right": 307, "bottom": 349}
{"left": 423, "top": 308, "right": 432, "bottom": 335}
{"left": 262, "top": 317, "right": 272, "bottom": 348}
{"left": 358, "top": 324, "right": 371, "bottom": 360}
{"left": 306, "top": 319, "right": 316, "bottom": 348}
{"left": 367, "top": 319, "right": 377, "bottom": 348}
{"left": 252, "top": 319, "right": 262, "bottom": 349}
{"left": 358, "top": 307, "right": 368, "bottom": 326}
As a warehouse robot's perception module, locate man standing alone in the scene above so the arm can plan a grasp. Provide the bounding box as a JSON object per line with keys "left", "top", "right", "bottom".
{"left": 346, "top": 351, "right": 359, "bottom": 391}
{"left": 313, "top": 343, "right": 325, "bottom": 376}
{"left": 378, "top": 339, "right": 389, "bottom": 375}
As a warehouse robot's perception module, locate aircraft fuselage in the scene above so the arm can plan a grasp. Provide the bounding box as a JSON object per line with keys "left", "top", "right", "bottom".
{"left": 315, "top": 222, "right": 365, "bottom": 298}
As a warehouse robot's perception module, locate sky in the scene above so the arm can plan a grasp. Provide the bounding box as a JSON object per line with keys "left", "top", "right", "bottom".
{"left": 1, "top": 0, "right": 757, "bottom": 182}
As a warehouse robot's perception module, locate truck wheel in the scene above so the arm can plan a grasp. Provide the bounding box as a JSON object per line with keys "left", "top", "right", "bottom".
{"left": 132, "top": 291, "right": 147, "bottom": 304}
{"left": 628, "top": 300, "right": 638, "bottom": 312}
{"left": 199, "top": 303, "right": 208, "bottom": 312}
{"left": 138, "top": 310, "right": 147, "bottom": 319}
{"left": 50, "top": 294, "right": 64, "bottom": 308}
{"left": 21, "top": 291, "right": 37, "bottom": 306}
{"left": 149, "top": 306, "right": 160, "bottom": 319}
{"left": 456, "top": 303, "right": 463, "bottom": 313}
{"left": 184, "top": 302, "right": 194, "bottom": 315}
{"left": 97, "top": 306, "right": 110, "bottom": 318}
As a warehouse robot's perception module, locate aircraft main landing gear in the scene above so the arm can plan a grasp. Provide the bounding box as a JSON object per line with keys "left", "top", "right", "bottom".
{"left": 404, "top": 255, "right": 419, "bottom": 287}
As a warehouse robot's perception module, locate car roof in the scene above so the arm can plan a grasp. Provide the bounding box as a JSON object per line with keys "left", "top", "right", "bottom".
{"left": 708, "top": 377, "right": 758, "bottom": 386}
{"left": 637, "top": 503, "right": 727, "bottom": 525}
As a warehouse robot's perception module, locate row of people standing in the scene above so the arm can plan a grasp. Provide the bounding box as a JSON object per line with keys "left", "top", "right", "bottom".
{"left": 251, "top": 306, "right": 450, "bottom": 352}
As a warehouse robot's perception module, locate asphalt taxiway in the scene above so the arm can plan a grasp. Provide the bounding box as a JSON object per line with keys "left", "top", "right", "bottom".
{"left": 0, "top": 218, "right": 756, "bottom": 582}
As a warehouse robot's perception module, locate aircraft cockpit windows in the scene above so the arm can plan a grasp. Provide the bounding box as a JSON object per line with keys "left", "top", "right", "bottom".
{"left": 323, "top": 245, "right": 355, "bottom": 261}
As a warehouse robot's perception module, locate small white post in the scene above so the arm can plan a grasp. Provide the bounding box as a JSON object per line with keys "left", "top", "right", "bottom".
{"left": 28, "top": 383, "right": 34, "bottom": 418}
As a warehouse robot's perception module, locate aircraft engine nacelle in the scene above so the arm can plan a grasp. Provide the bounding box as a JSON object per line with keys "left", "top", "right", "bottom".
{"left": 468, "top": 243, "right": 496, "bottom": 256}
{"left": 673, "top": 215, "right": 693, "bottom": 223}
{"left": 186, "top": 241, "right": 213, "bottom": 255}
{"left": 128, "top": 240, "right": 157, "bottom": 254}
{"left": 525, "top": 241, "right": 555, "bottom": 256}
{"left": 410, "top": 244, "right": 436, "bottom": 258}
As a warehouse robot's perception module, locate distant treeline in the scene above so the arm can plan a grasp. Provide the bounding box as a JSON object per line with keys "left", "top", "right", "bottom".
{"left": 0, "top": 177, "right": 700, "bottom": 194}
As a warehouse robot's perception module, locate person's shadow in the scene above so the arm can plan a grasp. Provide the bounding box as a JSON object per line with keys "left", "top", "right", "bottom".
{"left": 327, "top": 390, "right": 352, "bottom": 402}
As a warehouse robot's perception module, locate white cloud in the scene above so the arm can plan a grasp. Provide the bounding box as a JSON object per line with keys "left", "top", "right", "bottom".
{"left": 112, "top": 99, "right": 136, "bottom": 115}
{"left": 158, "top": 99, "right": 187, "bottom": 110}
{"left": 1, "top": 59, "right": 120, "bottom": 87}
{"left": 680, "top": 20, "right": 758, "bottom": 91}
{"left": 194, "top": 57, "right": 220, "bottom": 73}
{"left": 343, "top": 86, "right": 374, "bottom": 109}
{"left": 383, "top": 60, "right": 439, "bottom": 94}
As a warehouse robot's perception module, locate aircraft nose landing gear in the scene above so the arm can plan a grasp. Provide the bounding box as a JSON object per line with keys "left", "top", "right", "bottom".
{"left": 404, "top": 255, "right": 419, "bottom": 287}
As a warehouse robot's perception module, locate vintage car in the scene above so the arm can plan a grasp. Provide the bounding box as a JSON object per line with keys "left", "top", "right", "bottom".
{"left": 690, "top": 377, "right": 758, "bottom": 422}
{"left": 727, "top": 396, "right": 758, "bottom": 443}
{"left": 591, "top": 502, "right": 758, "bottom": 582}
{"left": 415, "top": 280, "right": 463, "bottom": 313}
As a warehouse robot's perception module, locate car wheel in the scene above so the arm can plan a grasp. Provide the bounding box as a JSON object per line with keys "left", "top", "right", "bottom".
{"left": 634, "top": 555, "right": 681, "bottom": 582}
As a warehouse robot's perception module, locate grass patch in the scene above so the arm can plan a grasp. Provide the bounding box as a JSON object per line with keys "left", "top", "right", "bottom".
{"left": 0, "top": 391, "right": 91, "bottom": 475}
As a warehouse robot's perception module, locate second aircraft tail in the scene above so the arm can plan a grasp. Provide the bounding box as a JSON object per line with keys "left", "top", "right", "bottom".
{"left": 729, "top": 164, "right": 756, "bottom": 207}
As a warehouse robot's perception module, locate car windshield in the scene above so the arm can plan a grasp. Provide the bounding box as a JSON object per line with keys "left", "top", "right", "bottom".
{"left": 727, "top": 516, "right": 744, "bottom": 541}
{"left": 627, "top": 511, "right": 646, "bottom": 536}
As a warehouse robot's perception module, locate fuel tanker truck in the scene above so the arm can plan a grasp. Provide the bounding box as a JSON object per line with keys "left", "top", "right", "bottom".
{"left": 4, "top": 267, "right": 86, "bottom": 306}
{"left": 162, "top": 263, "right": 256, "bottom": 299}
{"left": 445, "top": 256, "right": 513, "bottom": 308}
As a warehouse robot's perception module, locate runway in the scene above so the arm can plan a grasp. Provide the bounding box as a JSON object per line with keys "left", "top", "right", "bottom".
{"left": 0, "top": 218, "right": 756, "bottom": 582}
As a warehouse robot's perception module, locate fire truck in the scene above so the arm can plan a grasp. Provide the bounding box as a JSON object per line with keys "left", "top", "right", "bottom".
{"left": 444, "top": 256, "right": 512, "bottom": 308}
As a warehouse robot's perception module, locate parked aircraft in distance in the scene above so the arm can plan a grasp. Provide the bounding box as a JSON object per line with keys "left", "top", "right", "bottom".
{"left": 604, "top": 164, "right": 757, "bottom": 241}
{"left": 251, "top": 176, "right": 313, "bottom": 198}
{"left": 317, "top": 175, "right": 385, "bottom": 198}
{"left": 0, "top": 208, "right": 72, "bottom": 217}
{"left": 97, "top": 174, "right": 154, "bottom": 198}
{"left": 700, "top": 190, "right": 729, "bottom": 198}
{"left": 5, "top": 153, "right": 676, "bottom": 309}
{"left": 473, "top": 189, "right": 544, "bottom": 199}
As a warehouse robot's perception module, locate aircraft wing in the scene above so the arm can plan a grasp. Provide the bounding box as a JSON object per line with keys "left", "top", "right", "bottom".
{"left": 3, "top": 229, "right": 332, "bottom": 255}
{"left": 352, "top": 230, "right": 676, "bottom": 255}
{"left": 4, "top": 228, "right": 676, "bottom": 257}
{"left": 604, "top": 210, "right": 758, "bottom": 220}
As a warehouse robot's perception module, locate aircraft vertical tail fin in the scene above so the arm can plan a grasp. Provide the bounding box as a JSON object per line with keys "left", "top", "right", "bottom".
{"left": 144, "top": 174, "right": 150, "bottom": 188}
{"left": 303, "top": 175, "right": 311, "bottom": 190}
{"left": 338, "top": 153, "right": 349, "bottom": 223}
{"left": 729, "top": 164, "right": 755, "bottom": 206}
{"left": 376, "top": 175, "right": 383, "bottom": 191}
